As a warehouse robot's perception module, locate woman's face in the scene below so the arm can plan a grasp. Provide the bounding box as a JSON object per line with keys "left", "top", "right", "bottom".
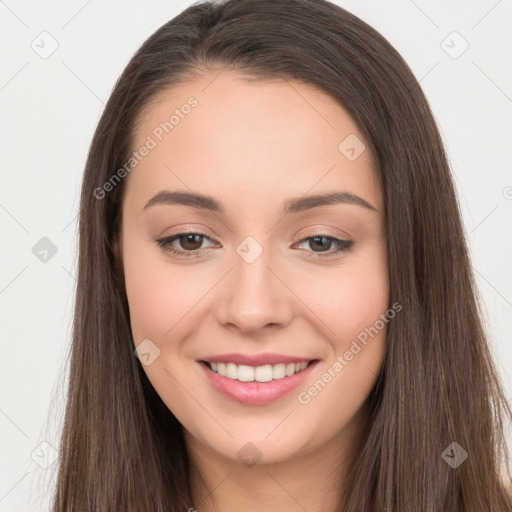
{"left": 118, "top": 70, "right": 389, "bottom": 466}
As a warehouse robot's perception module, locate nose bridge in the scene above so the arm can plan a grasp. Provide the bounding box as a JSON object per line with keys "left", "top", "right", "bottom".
{"left": 214, "top": 238, "right": 294, "bottom": 333}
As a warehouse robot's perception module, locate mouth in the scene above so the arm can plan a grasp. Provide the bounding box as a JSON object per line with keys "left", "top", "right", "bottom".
{"left": 197, "top": 359, "right": 320, "bottom": 405}
{"left": 199, "top": 359, "right": 319, "bottom": 382}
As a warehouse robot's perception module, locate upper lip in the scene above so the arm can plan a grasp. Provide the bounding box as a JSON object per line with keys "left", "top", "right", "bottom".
{"left": 198, "top": 353, "right": 318, "bottom": 366}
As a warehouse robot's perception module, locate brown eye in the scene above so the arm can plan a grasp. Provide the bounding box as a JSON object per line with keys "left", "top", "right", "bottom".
{"left": 156, "top": 232, "right": 216, "bottom": 257}
{"left": 308, "top": 236, "right": 333, "bottom": 252}
{"left": 177, "top": 233, "right": 204, "bottom": 251}
{"left": 295, "top": 235, "right": 354, "bottom": 257}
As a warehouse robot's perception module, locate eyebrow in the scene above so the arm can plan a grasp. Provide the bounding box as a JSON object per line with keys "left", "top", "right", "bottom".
{"left": 143, "top": 190, "right": 377, "bottom": 214}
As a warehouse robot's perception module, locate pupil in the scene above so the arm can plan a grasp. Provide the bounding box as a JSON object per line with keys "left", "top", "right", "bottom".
{"left": 311, "top": 236, "right": 330, "bottom": 252}
{"left": 182, "top": 234, "right": 202, "bottom": 250}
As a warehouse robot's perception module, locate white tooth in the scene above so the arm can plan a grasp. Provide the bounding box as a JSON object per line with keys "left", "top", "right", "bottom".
{"left": 226, "top": 363, "right": 238, "bottom": 379}
{"left": 255, "top": 365, "right": 273, "bottom": 382}
{"left": 237, "top": 365, "right": 255, "bottom": 382}
{"left": 272, "top": 363, "right": 286, "bottom": 379}
{"left": 217, "top": 362, "right": 226, "bottom": 376}
{"left": 211, "top": 361, "right": 309, "bottom": 381}
{"left": 285, "top": 363, "right": 296, "bottom": 377}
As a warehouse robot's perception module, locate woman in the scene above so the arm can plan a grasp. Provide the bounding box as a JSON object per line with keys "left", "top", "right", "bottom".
{"left": 51, "top": 0, "right": 512, "bottom": 510}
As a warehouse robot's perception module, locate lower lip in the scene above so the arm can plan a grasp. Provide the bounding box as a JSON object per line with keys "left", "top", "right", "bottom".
{"left": 197, "top": 360, "right": 319, "bottom": 405}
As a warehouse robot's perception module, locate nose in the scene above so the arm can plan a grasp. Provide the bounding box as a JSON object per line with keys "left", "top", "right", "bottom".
{"left": 214, "top": 246, "right": 296, "bottom": 335}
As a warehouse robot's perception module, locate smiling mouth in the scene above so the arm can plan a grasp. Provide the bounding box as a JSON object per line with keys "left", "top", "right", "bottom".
{"left": 199, "top": 359, "right": 319, "bottom": 383}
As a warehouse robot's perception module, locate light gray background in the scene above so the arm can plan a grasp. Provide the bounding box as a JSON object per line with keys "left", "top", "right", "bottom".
{"left": 1, "top": 0, "right": 511, "bottom": 510}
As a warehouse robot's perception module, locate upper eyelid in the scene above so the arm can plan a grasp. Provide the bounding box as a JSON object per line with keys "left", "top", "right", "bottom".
{"left": 159, "top": 219, "right": 351, "bottom": 240}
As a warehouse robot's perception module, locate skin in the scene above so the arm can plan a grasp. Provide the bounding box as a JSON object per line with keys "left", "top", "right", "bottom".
{"left": 117, "top": 69, "right": 389, "bottom": 512}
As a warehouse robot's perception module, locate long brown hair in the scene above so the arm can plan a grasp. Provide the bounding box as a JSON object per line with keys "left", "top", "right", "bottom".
{"left": 51, "top": 0, "right": 512, "bottom": 510}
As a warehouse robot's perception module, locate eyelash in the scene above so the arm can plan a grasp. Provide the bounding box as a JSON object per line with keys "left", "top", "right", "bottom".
{"left": 155, "top": 231, "right": 354, "bottom": 259}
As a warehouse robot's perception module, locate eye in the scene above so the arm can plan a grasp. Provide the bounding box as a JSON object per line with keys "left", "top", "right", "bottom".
{"left": 155, "top": 232, "right": 216, "bottom": 258}
{"left": 294, "top": 235, "right": 354, "bottom": 257}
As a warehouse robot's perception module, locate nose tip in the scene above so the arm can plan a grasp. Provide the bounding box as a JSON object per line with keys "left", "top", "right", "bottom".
{"left": 214, "top": 252, "right": 295, "bottom": 335}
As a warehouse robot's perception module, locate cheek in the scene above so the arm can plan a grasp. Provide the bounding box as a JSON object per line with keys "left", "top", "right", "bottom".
{"left": 122, "top": 237, "right": 207, "bottom": 421}
{"left": 123, "top": 236, "right": 209, "bottom": 344}
{"left": 290, "top": 244, "right": 389, "bottom": 351}
{"left": 293, "top": 255, "right": 389, "bottom": 432}
{"left": 124, "top": 260, "right": 175, "bottom": 344}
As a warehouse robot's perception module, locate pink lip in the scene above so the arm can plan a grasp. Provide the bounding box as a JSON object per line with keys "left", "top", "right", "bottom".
{"left": 198, "top": 352, "right": 313, "bottom": 366}
{"left": 197, "top": 360, "right": 319, "bottom": 405}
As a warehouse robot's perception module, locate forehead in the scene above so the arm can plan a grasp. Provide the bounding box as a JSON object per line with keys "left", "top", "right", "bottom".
{"left": 125, "top": 70, "right": 382, "bottom": 214}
